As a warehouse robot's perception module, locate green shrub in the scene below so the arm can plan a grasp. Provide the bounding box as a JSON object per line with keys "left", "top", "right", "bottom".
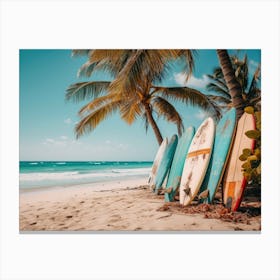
{"left": 239, "top": 106, "right": 261, "bottom": 185}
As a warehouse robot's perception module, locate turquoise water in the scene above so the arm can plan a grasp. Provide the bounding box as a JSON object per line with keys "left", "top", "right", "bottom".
{"left": 20, "top": 161, "right": 152, "bottom": 189}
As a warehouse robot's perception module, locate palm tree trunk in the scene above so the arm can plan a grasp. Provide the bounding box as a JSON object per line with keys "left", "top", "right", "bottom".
{"left": 216, "top": 49, "right": 244, "bottom": 120}
{"left": 143, "top": 103, "right": 163, "bottom": 145}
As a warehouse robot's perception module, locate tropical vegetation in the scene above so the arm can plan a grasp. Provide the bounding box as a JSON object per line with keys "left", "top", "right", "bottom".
{"left": 66, "top": 50, "right": 220, "bottom": 145}
{"left": 239, "top": 106, "right": 261, "bottom": 186}
{"left": 214, "top": 50, "right": 261, "bottom": 188}
{"left": 66, "top": 49, "right": 261, "bottom": 203}
{"left": 208, "top": 51, "right": 261, "bottom": 119}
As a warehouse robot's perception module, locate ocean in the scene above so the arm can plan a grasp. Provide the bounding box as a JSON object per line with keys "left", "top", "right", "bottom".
{"left": 19, "top": 161, "right": 152, "bottom": 190}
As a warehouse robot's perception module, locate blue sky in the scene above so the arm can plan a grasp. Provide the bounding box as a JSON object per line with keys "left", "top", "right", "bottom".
{"left": 19, "top": 49, "right": 261, "bottom": 161}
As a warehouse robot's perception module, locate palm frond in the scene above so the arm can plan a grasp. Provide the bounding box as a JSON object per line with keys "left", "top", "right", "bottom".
{"left": 88, "top": 50, "right": 134, "bottom": 76}
{"left": 206, "top": 70, "right": 229, "bottom": 94}
{"left": 152, "top": 86, "right": 213, "bottom": 111}
{"left": 108, "top": 50, "right": 196, "bottom": 97}
{"left": 253, "top": 63, "right": 261, "bottom": 80}
{"left": 152, "top": 97, "right": 183, "bottom": 136}
{"left": 205, "top": 99, "right": 223, "bottom": 119}
{"left": 211, "top": 67, "right": 224, "bottom": 79}
{"left": 141, "top": 50, "right": 169, "bottom": 84}
{"left": 154, "top": 86, "right": 222, "bottom": 119}
{"left": 207, "top": 94, "right": 231, "bottom": 104}
{"left": 108, "top": 50, "right": 145, "bottom": 97}
{"left": 206, "top": 54, "right": 261, "bottom": 108}
{"left": 206, "top": 82, "right": 231, "bottom": 98}
{"left": 72, "top": 50, "right": 92, "bottom": 57}
{"left": 247, "top": 64, "right": 261, "bottom": 100}
{"left": 142, "top": 111, "right": 150, "bottom": 133}
{"left": 73, "top": 50, "right": 196, "bottom": 98}
{"left": 65, "top": 81, "right": 111, "bottom": 102}
{"left": 75, "top": 50, "right": 134, "bottom": 78}
{"left": 142, "top": 50, "right": 195, "bottom": 84}
{"left": 156, "top": 49, "right": 181, "bottom": 58}
{"left": 120, "top": 99, "right": 144, "bottom": 124}
{"left": 77, "top": 61, "right": 98, "bottom": 77}
{"left": 78, "top": 93, "right": 120, "bottom": 116}
{"left": 69, "top": 49, "right": 222, "bottom": 142}
{"left": 234, "top": 54, "right": 248, "bottom": 91}
{"left": 88, "top": 50, "right": 128, "bottom": 64}
{"left": 75, "top": 100, "right": 122, "bottom": 138}
{"left": 177, "top": 50, "right": 196, "bottom": 80}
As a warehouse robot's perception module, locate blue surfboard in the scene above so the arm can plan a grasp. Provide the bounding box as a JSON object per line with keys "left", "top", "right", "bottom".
{"left": 164, "top": 127, "right": 195, "bottom": 202}
{"left": 154, "top": 135, "right": 178, "bottom": 194}
{"left": 199, "top": 108, "right": 237, "bottom": 203}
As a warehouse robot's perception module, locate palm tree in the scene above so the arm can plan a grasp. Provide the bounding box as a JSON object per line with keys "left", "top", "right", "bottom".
{"left": 206, "top": 53, "right": 261, "bottom": 112}
{"left": 66, "top": 50, "right": 220, "bottom": 145}
{"left": 216, "top": 50, "right": 246, "bottom": 120}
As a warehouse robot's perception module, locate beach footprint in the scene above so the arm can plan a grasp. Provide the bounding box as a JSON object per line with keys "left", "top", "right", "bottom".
{"left": 108, "top": 214, "right": 122, "bottom": 223}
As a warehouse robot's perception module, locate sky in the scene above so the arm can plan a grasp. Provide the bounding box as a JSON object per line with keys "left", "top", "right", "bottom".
{"left": 19, "top": 49, "right": 261, "bottom": 161}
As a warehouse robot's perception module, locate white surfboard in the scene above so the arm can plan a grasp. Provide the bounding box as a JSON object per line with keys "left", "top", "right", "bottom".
{"left": 148, "top": 137, "right": 168, "bottom": 187}
{"left": 223, "top": 112, "right": 255, "bottom": 211}
{"left": 180, "top": 117, "right": 215, "bottom": 206}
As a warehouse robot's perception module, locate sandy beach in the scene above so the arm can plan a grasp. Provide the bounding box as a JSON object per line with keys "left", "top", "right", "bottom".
{"left": 19, "top": 178, "right": 261, "bottom": 232}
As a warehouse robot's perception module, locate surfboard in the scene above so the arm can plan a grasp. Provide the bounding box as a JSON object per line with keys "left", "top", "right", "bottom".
{"left": 148, "top": 137, "right": 168, "bottom": 188}
{"left": 199, "top": 108, "right": 237, "bottom": 203}
{"left": 223, "top": 112, "right": 255, "bottom": 211}
{"left": 164, "top": 127, "right": 195, "bottom": 202}
{"left": 179, "top": 117, "right": 215, "bottom": 206}
{"left": 153, "top": 135, "right": 178, "bottom": 194}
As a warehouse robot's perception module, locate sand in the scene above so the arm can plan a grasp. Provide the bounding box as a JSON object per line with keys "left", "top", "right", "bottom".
{"left": 19, "top": 178, "right": 261, "bottom": 232}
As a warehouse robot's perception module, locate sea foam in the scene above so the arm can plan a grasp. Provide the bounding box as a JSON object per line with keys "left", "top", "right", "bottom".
{"left": 20, "top": 168, "right": 151, "bottom": 183}
{"left": 19, "top": 161, "right": 152, "bottom": 189}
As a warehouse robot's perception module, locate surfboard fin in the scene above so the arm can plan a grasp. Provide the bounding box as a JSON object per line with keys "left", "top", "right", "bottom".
{"left": 158, "top": 188, "right": 166, "bottom": 195}
{"left": 155, "top": 187, "right": 165, "bottom": 195}
{"left": 184, "top": 186, "right": 191, "bottom": 195}
{"left": 198, "top": 189, "right": 209, "bottom": 200}
{"left": 225, "top": 197, "right": 233, "bottom": 210}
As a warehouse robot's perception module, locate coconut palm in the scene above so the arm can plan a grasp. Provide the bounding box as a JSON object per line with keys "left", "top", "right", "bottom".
{"left": 216, "top": 50, "right": 246, "bottom": 120}
{"left": 66, "top": 50, "right": 220, "bottom": 145}
{"left": 206, "top": 53, "right": 261, "bottom": 113}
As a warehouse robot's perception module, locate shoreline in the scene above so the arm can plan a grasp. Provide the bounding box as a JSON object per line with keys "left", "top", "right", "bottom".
{"left": 19, "top": 176, "right": 149, "bottom": 194}
{"left": 19, "top": 178, "right": 261, "bottom": 232}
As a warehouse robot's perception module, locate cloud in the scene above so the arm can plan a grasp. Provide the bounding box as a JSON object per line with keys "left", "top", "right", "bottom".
{"left": 249, "top": 59, "right": 259, "bottom": 68}
{"left": 43, "top": 136, "right": 84, "bottom": 146}
{"left": 45, "top": 138, "right": 55, "bottom": 144}
{"left": 194, "top": 110, "right": 209, "bottom": 120}
{"left": 105, "top": 140, "right": 126, "bottom": 150}
{"left": 174, "top": 73, "right": 210, "bottom": 89}
{"left": 118, "top": 143, "right": 126, "bottom": 150}
{"left": 64, "top": 118, "right": 73, "bottom": 125}
{"left": 43, "top": 137, "right": 68, "bottom": 147}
